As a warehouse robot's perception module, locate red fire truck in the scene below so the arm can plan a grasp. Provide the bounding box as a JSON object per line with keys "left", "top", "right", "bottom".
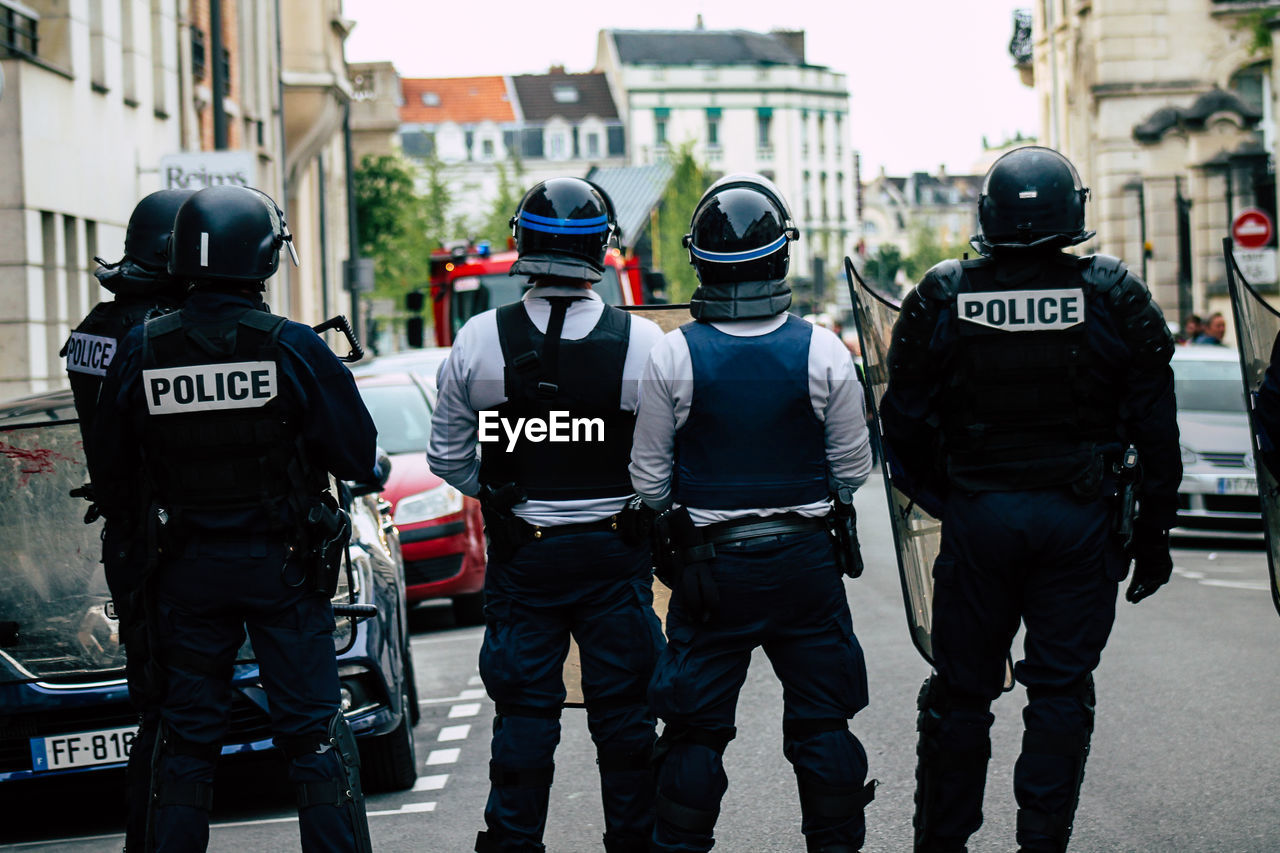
{"left": 428, "top": 241, "right": 654, "bottom": 346}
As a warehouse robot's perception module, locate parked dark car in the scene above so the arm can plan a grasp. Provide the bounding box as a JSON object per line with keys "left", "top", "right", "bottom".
{"left": 0, "top": 389, "right": 418, "bottom": 791}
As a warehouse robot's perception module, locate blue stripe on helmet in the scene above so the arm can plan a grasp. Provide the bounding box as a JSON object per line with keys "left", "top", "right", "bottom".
{"left": 519, "top": 210, "right": 610, "bottom": 227}
{"left": 518, "top": 218, "right": 612, "bottom": 236}
{"left": 689, "top": 233, "right": 788, "bottom": 263}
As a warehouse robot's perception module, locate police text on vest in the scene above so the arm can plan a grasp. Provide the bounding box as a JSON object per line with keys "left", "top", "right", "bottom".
{"left": 143, "top": 361, "right": 278, "bottom": 415}
{"left": 478, "top": 411, "right": 605, "bottom": 452}
{"left": 956, "top": 288, "right": 1085, "bottom": 332}
{"left": 65, "top": 332, "right": 117, "bottom": 376}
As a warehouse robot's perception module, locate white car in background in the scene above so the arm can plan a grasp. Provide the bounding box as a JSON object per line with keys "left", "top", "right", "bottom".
{"left": 1173, "top": 344, "right": 1260, "bottom": 535}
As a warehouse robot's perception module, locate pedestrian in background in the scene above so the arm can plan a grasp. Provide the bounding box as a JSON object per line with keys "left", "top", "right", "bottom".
{"left": 1193, "top": 311, "right": 1227, "bottom": 345}
{"left": 428, "top": 177, "right": 665, "bottom": 853}
{"left": 91, "top": 185, "right": 383, "bottom": 853}
{"left": 632, "top": 174, "right": 875, "bottom": 853}
{"left": 880, "top": 146, "right": 1180, "bottom": 853}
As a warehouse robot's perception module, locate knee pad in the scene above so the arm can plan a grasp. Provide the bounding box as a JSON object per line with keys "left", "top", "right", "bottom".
{"left": 1026, "top": 674, "right": 1096, "bottom": 731}
{"left": 796, "top": 770, "right": 877, "bottom": 822}
{"left": 1018, "top": 676, "right": 1096, "bottom": 852}
{"left": 145, "top": 721, "right": 217, "bottom": 852}
{"left": 782, "top": 717, "right": 849, "bottom": 741}
{"left": 495, "top": 702, "right": 563, "bottom": 721}
{"left": 652, "top": 722, "right": 734, "bottom": 769}
{"left": 597, "top": 745, "right": 652, "bottom": 775}
{"left": 489, "top": 759, "right": 556, "bottom": 790}
{"left": 914, "top": 675, "right": 992, "bottom": 852}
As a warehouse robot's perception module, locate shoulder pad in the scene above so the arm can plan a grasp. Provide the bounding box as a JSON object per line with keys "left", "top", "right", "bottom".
{"left": 144, "top": 311, "right": 183, "bottom": 339}
{"left": 1081, "top": 256, "right": 1175, "bottom": 367}
{"left": 916, "top": 259, "right": 965, "bottom": 303}
{"left": 239, "top": 310, "right": 288, "bottom": 337}
{"left": 1079, "top": 254, "right": 1128, "bottom": 294}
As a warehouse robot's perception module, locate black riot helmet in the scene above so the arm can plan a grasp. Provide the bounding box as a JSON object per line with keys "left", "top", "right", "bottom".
{"left": 509, "top": 178, "right": 616, "bottom": 282}
{"left": 683, "top": 174, "right": 799, "bottom": 320}
{"left": 974, "top": 146, "right": 1095, "bottom": 254}
{"left": 94, "top": 189, "right": 195, "bottom": 296}
{"left": 168, "top": 186, "right": 298, "bottom": 288}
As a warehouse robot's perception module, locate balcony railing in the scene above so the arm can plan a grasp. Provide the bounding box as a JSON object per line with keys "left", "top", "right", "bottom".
{"left": 0, "top": 0, "right": 38, "bottom": 59}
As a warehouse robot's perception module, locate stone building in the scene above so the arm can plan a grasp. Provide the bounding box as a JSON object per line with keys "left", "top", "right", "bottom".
{"left": 860, "top": 167, "right": 983, "bottom": 260}
{"left": 1018, "top": 0, "right": 1278, "bottom": 330}
{"left": 0, "top": 0, "right": 358, "bottom": 397}
{"left": 595, "top": 25, "right": 856, "bottom": 303}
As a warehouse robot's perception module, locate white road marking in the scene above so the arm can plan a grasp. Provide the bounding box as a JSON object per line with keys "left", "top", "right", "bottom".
{"left": 420, "top": 692, "right": 487, "bottom": 707}
{"left": 449, "top": 703, "right": 482, "bottom": 718}
{"left": 426, "top": 748, "right": 461, "bottom": 765}
{"left": 468, "top": 675, "right": 483, "bottom": 686}
{"left": 459, "top": 688, "right": 487, "bottom": 700}
{"left": 1199, "top": 579, "right": 1271, "bottom": 591}
{"left": 368, "top": 802, "right": 437, "bottom": 816}
{"left": 438, "top": 724, "right": 471, "bottom": 741}
{"left": 413, "top": 774, "right": 449, "bottom": 791}
{"left": 410, "top": 630, "right": 484, "bottom": 647}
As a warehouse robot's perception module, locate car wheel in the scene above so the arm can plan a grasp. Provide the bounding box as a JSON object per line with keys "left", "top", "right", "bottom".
{"left": 452, "top": 592, "right": 485, "bottom": 626}
{"left": 359, "top": 687, "right": 418, "bottom": 793}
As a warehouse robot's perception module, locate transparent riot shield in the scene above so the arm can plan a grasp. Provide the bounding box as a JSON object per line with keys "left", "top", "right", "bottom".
{"left": 558, "top": 303, "right": 689, "bottom": 707}
{"left": 845, "top": 258, "right": 941, "bottom": 666}
{"left": 0, "top": 421, "right": 124, "bottom": 683}
{"left": 844, "top": 258, "right": 1014, "bottom": 688}
{"left": 1224, "top": 237, "right": 1280, "bottom": 619}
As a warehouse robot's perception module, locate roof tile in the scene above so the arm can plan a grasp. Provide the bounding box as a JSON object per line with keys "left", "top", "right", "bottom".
{"left": 400, "top": 76, "right": 515, "bottom": 125}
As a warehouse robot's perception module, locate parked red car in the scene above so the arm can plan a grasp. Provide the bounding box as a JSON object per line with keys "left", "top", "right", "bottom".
{"left": 354, "top": 371, "right": 487, "bottom": 624}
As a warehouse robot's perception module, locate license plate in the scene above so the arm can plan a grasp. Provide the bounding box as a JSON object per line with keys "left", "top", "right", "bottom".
{"left": 1217, "top": 477, "right": 1258, "bottom": 496}
{"left": 30, "top": 725, "right": 138, "bottom": 771}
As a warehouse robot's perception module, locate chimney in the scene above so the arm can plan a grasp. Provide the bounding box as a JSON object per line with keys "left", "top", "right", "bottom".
{"left": 771, "top": 29, "right": 805, "bottom": 63}
{"left": 938, "top": 163, "right": 947, "bottom": 179}
{"left": 549, "top": 64, "right": 566, "bottom": 75}
{"left": 695, "top": 13, "right": 704, "bottom": 30}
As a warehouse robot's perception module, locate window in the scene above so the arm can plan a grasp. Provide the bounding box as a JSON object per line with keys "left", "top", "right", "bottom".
{"left": 756, "top": 108, "right": 773, "bottom": 149}
{"left": 421, "top": 92, "right": 441, "bottom": 107}
{"left": 400, "top": 130, "right": 436, "bottom": 158}
{"left": 89, "top": 0, "right": 106, "bottom": 90}
{"left": 552, "top": 85, "right": 579, "bottom": 104}
{"left": 121, "top": 0, "right": 137, "bottom": 103}
{"left": 818, "top": 112, "right": 826, "bottom": 157}
{"left": 482, "top": 138, "right": 495, "bottom": 159}
{"left": 655, "top": 107, "right": 670, "bottom": 147}
{"left": 607, "top": 125, "right": 626, "bottom": 157}
{"left": 464, "top": 130, "right": 475, "bottom": 159}
{"left": 522, "top": 128, "right": 544, "bottom": 159}
{"left": 801, "top": 110, "right": 809, "bottom": 158}
{"left": 586, "top": 133, "right": 600, "bottom": 158}
{"left": 549, "top": 133, "right": 566, "bottom": 159}
{"left": 706, "top": 107, "right": 721, "bottom": 147}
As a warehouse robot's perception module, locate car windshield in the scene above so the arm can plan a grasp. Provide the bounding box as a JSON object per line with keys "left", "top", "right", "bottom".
{"left": 451, "top": 273, "right": 528, "bottom": 335}
{"left": 359, "top": 384, "right": 433, "bottom": 454}
{"left": 1172, "top": 358, "right": 1246, "bottom": 413}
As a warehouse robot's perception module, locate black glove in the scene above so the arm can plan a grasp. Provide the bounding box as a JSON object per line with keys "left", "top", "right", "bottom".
{"left": 616, "top": 495, "right": 656, "bottom": 547}
{"left": 374, "top": 450, "right": 392, "bottom": 489}
{"left": 1125, "top": 521, "right": 1172, "bottom": 604}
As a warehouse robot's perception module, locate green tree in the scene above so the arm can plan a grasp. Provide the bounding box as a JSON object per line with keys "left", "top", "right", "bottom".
{"left": 475, "top": 158, "right": 525, "bottom": 248}
{"left": 902, "top": 224, "right": 967, "bottom": 282}
{"left": 652, "top": 142, "right": 711, "bottom": 303}
{"left": 862, "top": 244, "right": 903, "bottom": 293}
{"left": 354, "top": 154, "right": 436, "bottom": 299}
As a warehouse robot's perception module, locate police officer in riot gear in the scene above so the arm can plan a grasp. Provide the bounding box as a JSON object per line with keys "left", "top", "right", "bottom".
{"left": 880, "top": 146, "right": 1180, "bottom": 852}
{"left": 428, "top": 177, "right": 666, "bottom": 853}
{"left": 630, "top": 174, "right": 875, "bottom": 853}
{"left": 90, "top": 185, "right": 381, "bottom": 852}
{"left": 64, "top": 188, "right": 194, "bottom": 853}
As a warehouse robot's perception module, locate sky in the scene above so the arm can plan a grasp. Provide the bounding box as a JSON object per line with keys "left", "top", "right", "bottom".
{"left": 341, "top": 0, "right": 1038, "bottom": 178}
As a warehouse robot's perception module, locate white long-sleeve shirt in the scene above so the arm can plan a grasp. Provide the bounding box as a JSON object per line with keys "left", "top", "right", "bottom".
{"left": 629, "top": 313, "right": 872, "bottom": 526}
{"left": 427, "top": 284, "right": 665, "bottom": 526}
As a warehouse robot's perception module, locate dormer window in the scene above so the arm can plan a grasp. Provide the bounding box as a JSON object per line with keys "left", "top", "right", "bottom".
{"left": 421, "top": 92, "right": 440, "bottom": 107}
{"left": 552, "top": 86, "right": 579, "bottom": 104}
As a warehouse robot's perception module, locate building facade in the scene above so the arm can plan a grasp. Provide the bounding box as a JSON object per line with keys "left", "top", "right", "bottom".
{"left": 0, "top": 0, "right": 356, "bottom": 398}
{"left": 1020, "top": 0, "right": 1278, "bottom": 331}
{"left": 596, "top": 26, "right": 856, "bottom": 304}
{"left": 860, "top": 167, "right": 983, "bottom": 260}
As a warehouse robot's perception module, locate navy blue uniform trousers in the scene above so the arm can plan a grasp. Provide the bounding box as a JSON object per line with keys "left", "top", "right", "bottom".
{"left": 929, "top": 488, "right": 1123, "bottom": 850}
{"left": 650, "top": 530, "right": 870, "bottom": 852}
{"left": 151, "top": 540, "right": 358, "bottom": 852}
{"left": 478, "top": 530, "right": 664, "bottom": 851}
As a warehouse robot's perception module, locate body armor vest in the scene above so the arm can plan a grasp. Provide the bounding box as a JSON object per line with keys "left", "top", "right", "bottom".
{"left": 478, "top": 300, "right": 635, "bottom": 501}
{"left": 673, "top": 315, "right": 827, "bottom": 510}
{"left": 63, "top": 296, "right": 173, "bottom": 430}
{"left": 938, "top": 257, "right": 1122, "bottom": 491}
{"left": 140, "top": 308, "right": 325, "bottom": 515}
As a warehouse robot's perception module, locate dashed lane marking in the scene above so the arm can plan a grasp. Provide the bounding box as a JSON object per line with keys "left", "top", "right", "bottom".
{"left": 449, "top": 703, "right": 482, "bottom": 718}
{"left": 439, "top": 724, "right": 471, "bottom": 741}
{"left": 459, "top": 688, "right": 486, "bottom": 700}
{"left": 468, "top": 675, "right": 483, "bottom": 686}
{"left": 1199, "top": 579, "right": 1270, "bottom": 591}
{"left": 426, "top": 748, "right": 461, "bottom": 765}
{"left": 414, "top": 774, "right": 450, "bottom": 792}
{"left": 368, "top": 802, "right": 437, "bottom": 816}
{"left": 420, "top": 691, "right": 488, "bottom": 707}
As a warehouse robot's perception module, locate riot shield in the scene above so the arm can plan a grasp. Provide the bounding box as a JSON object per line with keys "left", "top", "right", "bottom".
{"left": 845, "top": 258, "right": 941, "bottom": 666}
{"left": 559, "top": 303, "right": 688, "bottom": 707}
{"left": 1224, "top": 237, "right": 1280, "bottom": 619}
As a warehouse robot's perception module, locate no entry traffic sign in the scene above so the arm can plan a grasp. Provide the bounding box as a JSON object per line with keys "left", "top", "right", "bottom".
{"left": 1232, "top": 208, "right": 1274, "bottom": 250}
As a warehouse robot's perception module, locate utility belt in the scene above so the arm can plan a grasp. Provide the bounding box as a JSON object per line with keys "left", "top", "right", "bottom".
{"left": 675, "top": 513, "right": 830, "bottom": 564}
{"left": 479, "top": 481, "right": 650, "bottom": 563}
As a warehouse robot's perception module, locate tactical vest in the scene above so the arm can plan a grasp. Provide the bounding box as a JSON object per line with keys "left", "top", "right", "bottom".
{"left": 478, "top": 299, "right": 636, "bottom": 501}
{"left": 938, "top": 257, "right": 1122, "bottom": 490}
{"left": 139, "top": 308, "right": 326, "bottom": 515}
{"left": 63, "top": 297, "right": 172, "bottom": 429}
{"left": 672, "top": 315, "right": 828, "bottom": 510}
